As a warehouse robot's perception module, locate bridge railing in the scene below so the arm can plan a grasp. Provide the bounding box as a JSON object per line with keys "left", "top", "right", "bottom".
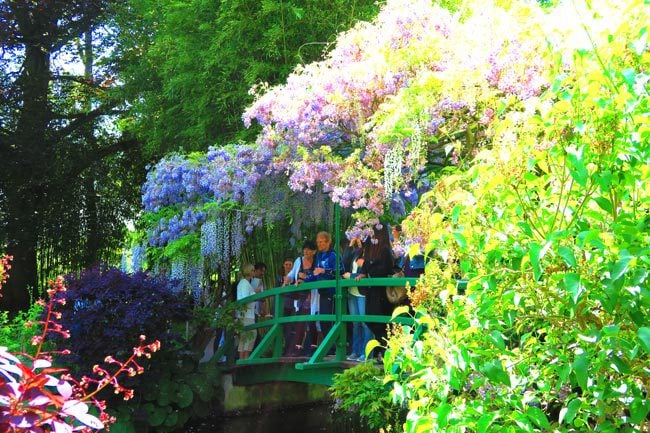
{"left": 216, "top": 277, "right": 467, "bottom": 369}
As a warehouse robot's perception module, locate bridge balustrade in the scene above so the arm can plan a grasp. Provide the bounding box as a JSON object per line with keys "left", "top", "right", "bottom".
{"left": 215, "top": 277, "right": 466, "bottom": 372}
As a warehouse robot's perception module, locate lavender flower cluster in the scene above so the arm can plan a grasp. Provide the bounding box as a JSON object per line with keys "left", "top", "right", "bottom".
{"left": 147, "top": 208, "right": 206, "bottom": 247}
{"left": 142, "top": 155, "right": 209, "bottom": 213}
{"left": 142, "top": 144, "right": 275, "bottom": 248}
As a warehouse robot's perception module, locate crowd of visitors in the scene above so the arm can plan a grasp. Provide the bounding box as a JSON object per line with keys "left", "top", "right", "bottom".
{"left": 234, "top": 225, "right": 425, "bottom": 362}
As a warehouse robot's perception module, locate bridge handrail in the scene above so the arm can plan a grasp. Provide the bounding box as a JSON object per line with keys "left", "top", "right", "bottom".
{"left": 215, "top": 277, "right": 467, "bottom": 368}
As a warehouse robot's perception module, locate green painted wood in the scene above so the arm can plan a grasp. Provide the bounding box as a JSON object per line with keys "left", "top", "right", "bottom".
{"left": 232, "top": 362, "right": 341, "bottom": 386}
{"left": 225, "top": 276, "right": 468, "bottom": 385}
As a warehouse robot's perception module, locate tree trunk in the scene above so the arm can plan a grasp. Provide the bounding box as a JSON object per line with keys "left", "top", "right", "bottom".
{"left": 0, "top": 13, "right": 53, "bottom": 312}
{"left": 81, "top": 27, "right": 101, "bottom": 268}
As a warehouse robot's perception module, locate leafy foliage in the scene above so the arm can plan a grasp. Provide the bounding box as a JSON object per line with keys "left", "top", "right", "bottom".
{"left": 0, "top": 302, "right": 44, "bottom": 354}
{"left": 0, "top": 0, "right": 146, "bottom": 312}
{"left": 112, "top": 0, "right": 380, "bottom": 154}
{"left": 330, "top": 361, "right": 404, "bottom": 431}
{"left": 54, "top": 266, "right": 190, "bottom": 379}
{"left": 52, "top": 266, "right": 223, "bottom": 432}
{"left": 0, "top": 267, "right": 161, "bottom": 433}
{"left": 382, "top": 1, "right": 650, "bottom": 432}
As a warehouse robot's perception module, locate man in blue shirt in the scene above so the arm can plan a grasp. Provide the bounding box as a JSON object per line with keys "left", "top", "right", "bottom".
{"left": 304, "top": 231, "right": 342, "bottom": 352}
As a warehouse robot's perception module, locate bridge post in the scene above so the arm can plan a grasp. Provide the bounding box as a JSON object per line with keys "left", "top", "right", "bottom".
{"left": 334, "top": 203, "right": 346, "bottom": 360}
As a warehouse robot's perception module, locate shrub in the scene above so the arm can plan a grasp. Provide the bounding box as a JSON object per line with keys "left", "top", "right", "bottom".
{"left": 385, "top": 1, "right": 649, "bottom": 432}
{"left": 331, "top": 361, "right": 405, "bottom": 431}
{"left": 0, "top": 301, "right": 44, "bottom": 353}
{"left": 54, "top": 266, "right": 190, "bottom": 378}
{"left": 54, "top": 266, "right": 222, "bottom": 433}
{"left": 0, "top": 271, "right": 160, "bottom": 433}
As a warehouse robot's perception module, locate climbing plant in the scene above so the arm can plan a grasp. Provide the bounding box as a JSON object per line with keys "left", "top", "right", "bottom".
{"left": 382, "top": 1, "right": 649, "bottom": 432}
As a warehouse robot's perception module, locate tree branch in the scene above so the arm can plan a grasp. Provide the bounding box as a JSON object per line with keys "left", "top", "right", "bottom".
{"left": 66, "top": 137, "right": 142, "bottom": 180}
{"left": 48, "top": 100, "right": 121, "bottom": 142}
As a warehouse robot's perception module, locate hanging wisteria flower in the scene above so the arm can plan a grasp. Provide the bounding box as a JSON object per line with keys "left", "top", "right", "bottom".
{"left": 131, "top": 245, "right": 146, "bottom": 272}
{"left": 200, "top": 221, "right": 217, "bottom": 258}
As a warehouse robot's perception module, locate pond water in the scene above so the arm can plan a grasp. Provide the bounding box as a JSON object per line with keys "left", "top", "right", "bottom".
{"left": 182, "top": 403, "right": 369, "bottom": 433}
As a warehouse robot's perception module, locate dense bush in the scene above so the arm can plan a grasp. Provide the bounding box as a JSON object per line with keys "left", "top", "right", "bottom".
{"left": 1, "top": 262, "right": 161, "bottom": 433}
{"left": 331, "top": 361, "right": 405, "bottom": 431}
{"left": 383, "top": 1, "right": 649, "bottom": 432}
{"left": 0, "top": 301, "right": 44, "bottom": 353}
{"left": 54, "top": 266, "right": 190, "bottom": 376}
{"left": 52, "top": 266, "right": 222, "bottom": 433}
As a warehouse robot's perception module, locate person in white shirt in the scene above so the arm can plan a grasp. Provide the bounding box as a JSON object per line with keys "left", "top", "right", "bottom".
{"left": 237, "top": 263, "right": 259, "bottom": 360}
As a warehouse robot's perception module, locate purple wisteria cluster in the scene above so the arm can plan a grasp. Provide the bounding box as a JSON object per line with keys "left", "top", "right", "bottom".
{"left": 142, "top": 155, "right": 209, "bottom": 213}
{"left": 486, "top": 39, "right": 548, "bottom": 100}
{"left": 142, "top": 0, "right": 552, "bottom": 255}
{"left": 240, "top": 1, "right": 458, "bottom": 218}
{"left": 147, "top": 208, "right": 206, "bottom": 247}
{"left": 141, "top": 144, "right": 276, "bottom": 249}
{"left": 202, "top": 145, "right": 273, "bottom": 206}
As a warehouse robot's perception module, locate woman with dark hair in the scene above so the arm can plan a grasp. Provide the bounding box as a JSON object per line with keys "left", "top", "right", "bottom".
{"left": 283, "top": 240, "right": 317, "bottom": 356}
{"left": 355, "top": 225, "right": 394, "bottom": 361}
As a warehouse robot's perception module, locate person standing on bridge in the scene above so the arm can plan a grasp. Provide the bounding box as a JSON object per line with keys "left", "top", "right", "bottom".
{"left": 342, "top": 237, "right": 372, "bottom": 362}
{"left": 283, "top": 240, "right": 317, "bottom": 356}
{"left": 355, "top": 225, "right": 394, "bottom": 362}
{"left": 237, "top": 263, "right": 259, "bottom": 360}
{"left": 304, "top": 231, "right": 342, "bottom": 353}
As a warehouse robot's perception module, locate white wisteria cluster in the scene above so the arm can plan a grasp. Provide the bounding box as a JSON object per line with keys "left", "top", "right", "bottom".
{"left": 384, "top": 144, "right": 404, "bottom": 199}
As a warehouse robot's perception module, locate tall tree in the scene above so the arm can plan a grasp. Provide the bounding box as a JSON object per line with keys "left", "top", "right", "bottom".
{"left": 0, "top": 0, "right": 141, "bottom": 312}
{"left": 113, "top": 0, "right": 380, "bottom": 154}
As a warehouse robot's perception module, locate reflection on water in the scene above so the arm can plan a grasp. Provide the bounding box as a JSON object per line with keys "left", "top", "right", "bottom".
{"left": 183, "top": 403, "right": 337, "bottom": 433}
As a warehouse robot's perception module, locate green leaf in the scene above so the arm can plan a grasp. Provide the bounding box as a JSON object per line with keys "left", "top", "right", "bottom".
{"left": 593, "top": 196, "right": 612, "bottom": 213}
{"left": 365, "top": 339, "right": 381, "bottom": 359}
{"left": 558, "top": 246, "right": 577, "bottom": 268}
{"left": 564, "top": 273, "right": 585, "bottom": 304}
{"left": 566, "top": 148, "right": 588, "bottom": 187}
{"left": 638, "top": 327, "right": 650, "bottom": 354}
{"left": 452, "top": 205, "right": 462, "bottom": 224}
{"left": 488, "top": 330, "right": 506, "bottom": 350}
{"left": 610, "top": 255, "right": 632, "bottom": 281}
{"left": 144, "top": 403, "right": 168, "bottom": 427}
{"left": 413, "top": 415, "right": 433, "bottom": 433}
{"left": 483, "top": 361, "right": 511, "bottom": 387}
{"left": 453, "top": 232, "right": 467, "bottom": 249}
{"left": 164, "top": 411, "right": 179, "bottom": 427}
{"left": 436, "top": 403, "right": 453, "bottom": 428}
{"left": 594, "top": 170, "right": 612, "bottom": 191}
{"left": 513, "top": 413, "right": 534, "bottom": 433}
{"left": 175, "top": 383, "right": 193, "bottom": 408}
{"left": 517, "top": 222, "right": 533, "bottom": 237}
{"left": 559, "top": 398, "right": 581, "bottom": 424}
{"left": 630, "top": 399, "right": 650, "bottom": 424}
{"left": 529, "top": 242, "right": 542, "bottom": 281}
{"left": 609, "top": 355, "right": 630, "bottom": 374}
{"left": 572, "top": 353, "right": 589, "bottom": 390}
{"left": 477, "top": 412, "right": 497, "bottom": 433}
{"left": 526, "top": 406, "right": 551, "bottom": 430}
{"left": 391, "top": 305, "right": 410, "bottom": 320}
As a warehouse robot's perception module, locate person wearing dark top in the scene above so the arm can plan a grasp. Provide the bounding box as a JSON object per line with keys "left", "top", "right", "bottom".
{"left": 355, "top": 225, "right": 394, "bottom": 361}
{"left": 304, "top": 231, "right": 342, "bottom": 351}
{"left": 284, "top": 241, "right": 317, "bottom": 356}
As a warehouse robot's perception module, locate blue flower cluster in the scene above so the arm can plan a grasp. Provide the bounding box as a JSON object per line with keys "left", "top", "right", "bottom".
{"left": 148, "top": 208, "right": 206, "bottom": 247}
{"left": 142, "top": 155, "right": 209, "bottom": 213}
{"left": 142, "top": 144, "right": 275, "bottom": 249}
{"left": 131, "top": 244, "right": 146, "bottom": 272}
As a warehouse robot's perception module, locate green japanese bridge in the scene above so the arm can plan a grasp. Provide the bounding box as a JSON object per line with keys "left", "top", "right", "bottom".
{"left": 215, "top": 277, "right": 467, "bottom": 387}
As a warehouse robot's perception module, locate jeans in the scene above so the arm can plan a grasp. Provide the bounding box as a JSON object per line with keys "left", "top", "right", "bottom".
{"left": 347, "top": 294, "right": 373, "bottom": 357}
